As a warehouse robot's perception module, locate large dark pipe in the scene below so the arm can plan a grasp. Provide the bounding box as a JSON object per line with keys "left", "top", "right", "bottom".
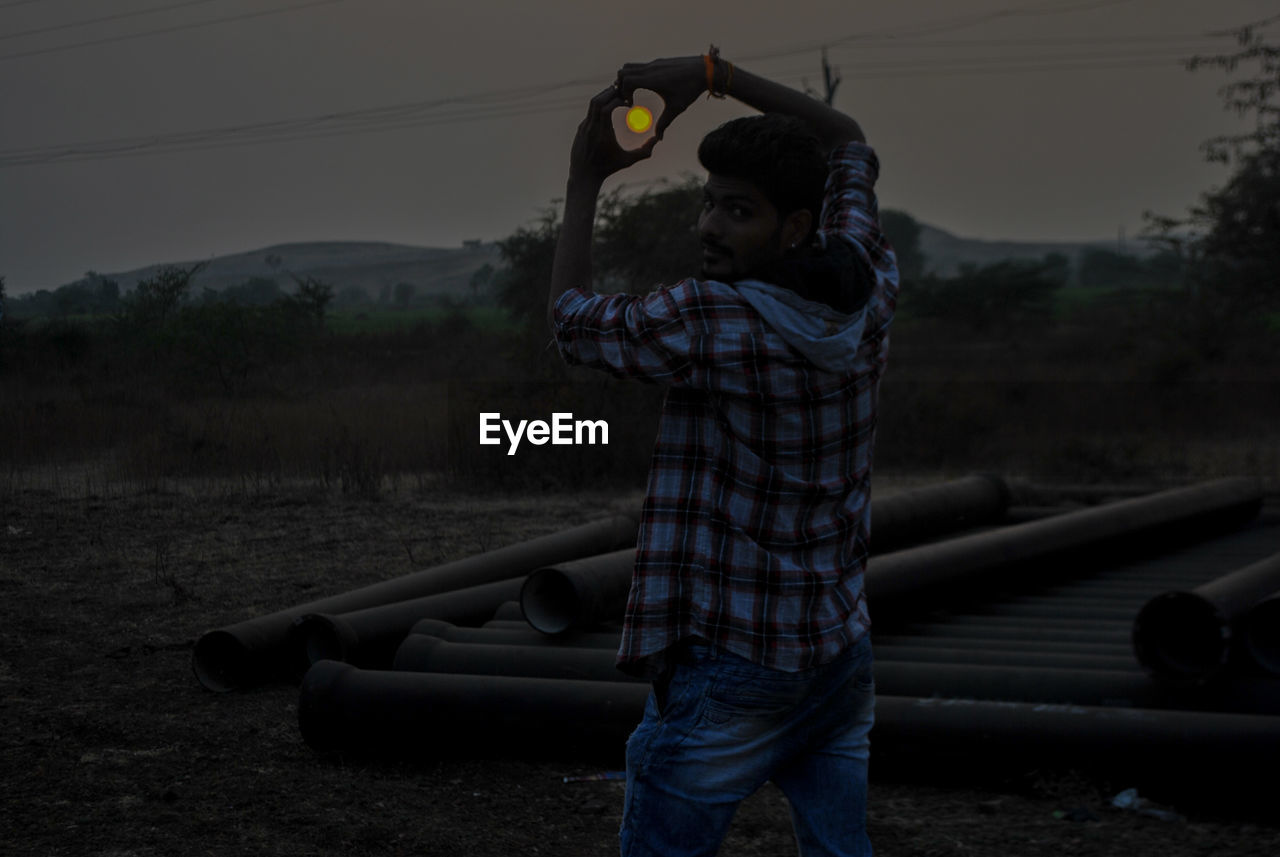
{"left": 948, "top": 603, "right": 1137, "bottom": 621}
{"left": 392, "top": 636, "right": 637, "bottom": 682}
{"left": 864, "top": 477, "right": 1262, "bottom": 609}
{"left": 894, "top": 622, "right": 1132, "bottom": 644}
{"left": 1134, "top": 551, "right": 1280, "bottom": 680}
{"left": 874, "top": 662, "right": 1280, "bottom": 714}
{"left": 491, "top": 601, "right": 525, "bottom": 622}
{"left": 395, "top": 633, "right": 1142, "bottom": 685}
{"left": 520, "top": 475, "right": 1014, "bottom": 634}
{"left": 1000, "top": 592, "right": 1158, "bottom": 606}
{"left": 1244, "top": 592, "right": 1280, "bottom": 676}
{"left": 931, "top": 614, "right": 1131, "bottom": 630}
{"left": 297, "top": 661, "right": 1280, "bottom": 773}
{"left": 866, "top": 473, "right": 1011, "bottom": 553}
{"left": 520, "top": 548, "right": 635, "bottom": 634}
{"left": 1047, "top": 581, "right": 1208, "bottom": 596}
{"left": 872, "top": 634, "right": 1134, "bottom": 656}
{"left": 382, "top": 636, "right": 1280, "bottom": 715}
{"left": 874, "top": 644, "right": 1136, "bottom": 671}
{"left": 408, "top": 618, "right": 621, "bottom": 649}
{"left": 520, "top": 478, "right": 1260, "bottom": 636}
{"left": 289, "top": 577, "right": 527, "bottom": 671}
{"left": 872, "top": 695, "right": 1280, "bottom": 774}
{"left": 403, "top": 624, "right": 1139, "bottom": 667}
{"left": 298, "top": 660, "right": 648, "bottom": 759}
{"left": 192, "top": 514, "right": 636, "bottom": 691}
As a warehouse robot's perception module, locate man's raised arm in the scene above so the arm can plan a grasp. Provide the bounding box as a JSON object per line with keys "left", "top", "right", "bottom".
{"left": 545, "top": 87, "right": 658, "bottom": 333}
{"left": 616, "top": 52, "right": 865, "bottom": 153}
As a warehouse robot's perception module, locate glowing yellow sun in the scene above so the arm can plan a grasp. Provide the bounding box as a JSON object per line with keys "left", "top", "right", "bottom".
{"left": 625, "top": 105, "right": 653, "bottom": 134}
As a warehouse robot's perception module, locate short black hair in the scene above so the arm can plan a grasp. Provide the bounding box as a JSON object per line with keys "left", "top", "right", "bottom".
{"left": 697, "top": 114, "right": 827, "bottom": 228}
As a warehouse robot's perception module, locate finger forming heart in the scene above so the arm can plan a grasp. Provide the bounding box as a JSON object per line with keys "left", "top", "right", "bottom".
{"left": 611, "top": 88, "right": 665, "bottom": 152}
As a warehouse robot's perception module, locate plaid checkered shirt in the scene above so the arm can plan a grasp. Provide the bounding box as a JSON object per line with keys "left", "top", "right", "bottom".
{"left": 553, "top": 141, "right": 898, "bottom": 677}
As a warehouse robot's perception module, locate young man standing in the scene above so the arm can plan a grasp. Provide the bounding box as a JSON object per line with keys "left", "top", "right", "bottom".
{"left": 546, "top": 51, "right": 898, "bottom": 857}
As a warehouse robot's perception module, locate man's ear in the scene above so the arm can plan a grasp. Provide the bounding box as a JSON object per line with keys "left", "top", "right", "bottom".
{"left": 781, "top": 208, "right": 813, "bottom": 249}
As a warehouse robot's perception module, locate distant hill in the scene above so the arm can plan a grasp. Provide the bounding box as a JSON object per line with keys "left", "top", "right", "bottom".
{"left": 75, "top": 240, "right": 502, "bottom": 301}
{"left": 35, "top": 226, "right": 1152, "bottom": 299}
{"left": 916, "top": 223, "right": 1149, "bottom": 282}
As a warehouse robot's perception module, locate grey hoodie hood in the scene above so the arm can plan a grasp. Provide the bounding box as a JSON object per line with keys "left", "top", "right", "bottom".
{"left": 732, "top": 238, "right": 873, "bottom": 374}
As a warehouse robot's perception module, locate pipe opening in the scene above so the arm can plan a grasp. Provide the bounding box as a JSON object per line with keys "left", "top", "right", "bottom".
{"left": 1133, "top": 592, "right": 1229, "bottom": 679}
{"left": 291, "top": 614, "right": 352, "bottom": 670}
{"left": 521, "top": 569, "right": 579, "bottom": 634}
{"left": 192, "top": 630, "right": 251, "bottom": 692}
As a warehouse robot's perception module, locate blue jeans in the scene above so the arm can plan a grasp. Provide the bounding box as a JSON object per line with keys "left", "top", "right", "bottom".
{"left": 620, "top": 635, "right": 875, "bottom": 857}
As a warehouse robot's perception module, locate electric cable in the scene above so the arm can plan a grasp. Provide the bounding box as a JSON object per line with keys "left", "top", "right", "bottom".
{"left": 0, "top": 2, "right": 1263, "bottom": 169}
{"left": 0, "top": 0, "right": 231, "bottom": 42}
{"left": 0, "top": 0, "right": 344, "bottom": 61}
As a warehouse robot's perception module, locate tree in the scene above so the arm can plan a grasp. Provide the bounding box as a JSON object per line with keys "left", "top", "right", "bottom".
{"left": 1144, "top": 22, "right": 1280, "bottom": 329}
{"left": 880, "top": 210, "right": 925, "bottom": 282}
{"left": 1078, "top": 248, "right": 1147, "bottom": 288}
{"left": 593, "top": 177, "right": 703, "bottom": 292}
{"left": 284, "top": 275, "right": 334, "bottom": 325}
{"left": 220, "top": 276, "right": 282, "bottom": 307}
{"left": 118, "top": 264, "right": 200, "bottom": 329}
{"left": 908, "top": 256, "right": 1066, "bottom": 338}
{"left": 493, "top": 207, "right": 560, "bottom": 330}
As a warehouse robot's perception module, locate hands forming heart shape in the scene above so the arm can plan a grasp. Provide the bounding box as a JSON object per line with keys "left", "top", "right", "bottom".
{"left": 611, "top": 88, "right": 665, "bottom": 153}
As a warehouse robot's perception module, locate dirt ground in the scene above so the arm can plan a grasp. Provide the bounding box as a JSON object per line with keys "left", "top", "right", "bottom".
{"left": 3, "top": 475, "right": 1278, "bottom": 857}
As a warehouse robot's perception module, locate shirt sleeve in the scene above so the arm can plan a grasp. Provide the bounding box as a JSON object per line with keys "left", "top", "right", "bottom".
{"left": 820, "top": 142, "right": 888, "bottom": 268}
{"left": 552, "top": 284, "right": 697, "bottom": 385}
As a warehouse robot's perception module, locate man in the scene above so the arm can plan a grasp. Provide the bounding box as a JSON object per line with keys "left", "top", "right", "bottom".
{"left": 546, "top": 51, "right": 898, "bottom": 857}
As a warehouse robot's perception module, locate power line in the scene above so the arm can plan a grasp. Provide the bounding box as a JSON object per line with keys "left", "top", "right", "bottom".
{"left": 0, "top": 0, "right": 231, "bottom": 42}
{"left": 832, "top": 33, "right": 1230, "bottom": 50}
{"left": 829, "top": 43, "right": 1218, "bottom": 69}
{"left": 0, "top": 2, "right": 1258, "bottom": 169}
{"left": 754, "top": 50, "right": 1205, "bottom": 90}
{"left": 837, "top": 53, "right": 1199, "bottom": 81}
{"left": 0, "top": 84, "right": 598, "bottom": 167}
{"left": 0, "top": 0, "right": 1149, "bottom": 64}
{"left": 0, "top": 0, "right": 344, "bottom": 61}
{"left": 0, "top": 42, "right": 1214, "bottom": 169}
{"left": 737, "top": 0, "right": 1140, "bottom": 63}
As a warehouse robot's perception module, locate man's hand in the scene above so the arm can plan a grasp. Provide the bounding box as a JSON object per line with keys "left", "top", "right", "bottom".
{"left": 569, "top": 86, "right": 659, "bottom": 186}
{"left": 615, "top": 56, "right": 705, "bottom": 142}
{"left": 620, "top": 52, "right": 865, "bottom": 153}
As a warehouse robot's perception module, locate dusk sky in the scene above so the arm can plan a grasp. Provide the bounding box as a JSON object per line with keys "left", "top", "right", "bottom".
{"left": 2, "top": 0, "right": 1276, "bottom": 293}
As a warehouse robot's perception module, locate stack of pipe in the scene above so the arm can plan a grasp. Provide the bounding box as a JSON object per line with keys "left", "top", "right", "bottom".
{"left": 295, "top": 476, "right": 1280, "bottom": 780}
{"left": 385, "top": 628, "right": 1280, "bottom": 715}
{"left": 521, "top": 476, "right": 1262, "bottom": 635}
{"left": 862, "top": 477, "right": 1262, "bottom": 608}
{"left": 521, "top": 473, "right": 1013, "bottom": 634}
{"left": 192, "top": 514, "right": 639, "bottom": 690}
